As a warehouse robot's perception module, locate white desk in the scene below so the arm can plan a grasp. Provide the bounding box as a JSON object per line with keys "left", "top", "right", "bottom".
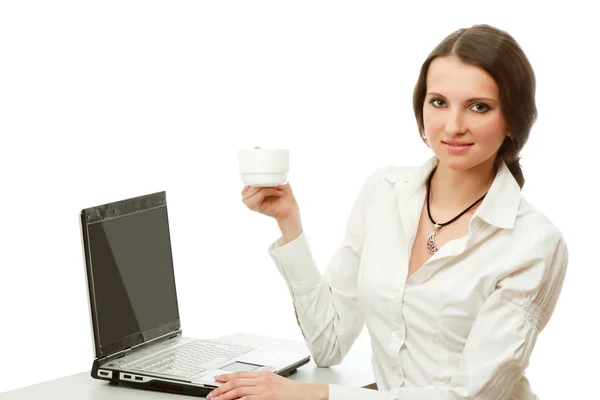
{"left": 1, "top": 332, "right": 376, "bottom": 399}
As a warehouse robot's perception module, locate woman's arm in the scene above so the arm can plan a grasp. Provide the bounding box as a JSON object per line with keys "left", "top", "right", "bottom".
{"left": 268, "top": 168, "right": 384, "bottom": 367}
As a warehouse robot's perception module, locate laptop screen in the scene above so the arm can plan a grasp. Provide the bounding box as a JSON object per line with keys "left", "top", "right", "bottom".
{"left": 83, "top": 194, "right": 179, "bottom": 357}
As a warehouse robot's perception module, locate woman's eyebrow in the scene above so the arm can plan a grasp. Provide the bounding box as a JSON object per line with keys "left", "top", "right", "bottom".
{"left": 426, "top": 92, "right": 497, "bottom": 103}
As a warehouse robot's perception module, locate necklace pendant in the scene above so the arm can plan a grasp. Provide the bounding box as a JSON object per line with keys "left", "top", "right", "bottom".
{"left": 427, "top": 223, "right": 441, "bottom": 254}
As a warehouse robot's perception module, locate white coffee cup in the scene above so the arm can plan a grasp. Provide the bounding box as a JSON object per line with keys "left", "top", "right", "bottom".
{"left": 238, "top": 148, "right": 290, "bottom": 187}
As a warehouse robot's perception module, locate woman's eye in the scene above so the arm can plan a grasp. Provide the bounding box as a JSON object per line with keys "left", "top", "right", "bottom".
{"left": 428, "top": 98, "right": 491, "bottom": 113}
{"left": 429, "top": 98, "right": 446, "bottom": 107}
{"left": 471, "top": 103, "right": 490, "bottom": 113}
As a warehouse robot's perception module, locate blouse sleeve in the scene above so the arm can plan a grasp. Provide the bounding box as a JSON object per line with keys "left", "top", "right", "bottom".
{"left": 267, "top": 168, "right": 384, "bottom": 367}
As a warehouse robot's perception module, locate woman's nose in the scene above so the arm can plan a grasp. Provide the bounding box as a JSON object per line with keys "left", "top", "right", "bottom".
{"left": 444, "top": 110, "right": 467, "bottom": 135}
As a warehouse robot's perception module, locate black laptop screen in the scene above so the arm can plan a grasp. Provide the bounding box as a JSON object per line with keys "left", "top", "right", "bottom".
{"left": 87, "top": 204, "right": 179, "bottom": 353}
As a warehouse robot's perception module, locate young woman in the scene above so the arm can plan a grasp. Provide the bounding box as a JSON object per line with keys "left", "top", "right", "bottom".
{"left": 208, "top": 24, "right": 568, "bottom": 400}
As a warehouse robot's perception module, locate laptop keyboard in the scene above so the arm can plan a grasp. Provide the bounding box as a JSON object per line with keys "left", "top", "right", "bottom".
{"left": 124, "top": 340, "right": 255, "bottom": 377}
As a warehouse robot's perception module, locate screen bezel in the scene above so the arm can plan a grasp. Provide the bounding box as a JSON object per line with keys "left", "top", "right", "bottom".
{"left": 80, "top": 191, "right": 181, "bottom": 359}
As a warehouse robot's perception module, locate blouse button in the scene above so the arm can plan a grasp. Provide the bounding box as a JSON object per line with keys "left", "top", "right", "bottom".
{"left": 393, "top": 330, "right": 405, "bottom": 340}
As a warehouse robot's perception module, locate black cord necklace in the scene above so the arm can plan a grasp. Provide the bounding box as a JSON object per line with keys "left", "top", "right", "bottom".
{"left": 425, "top": 170, "right": 488, "bottom": 254}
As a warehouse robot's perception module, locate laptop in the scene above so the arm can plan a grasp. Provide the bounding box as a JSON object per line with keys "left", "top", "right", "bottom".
{"left": 80, "top": 191, "right": 311, "bottom": 397}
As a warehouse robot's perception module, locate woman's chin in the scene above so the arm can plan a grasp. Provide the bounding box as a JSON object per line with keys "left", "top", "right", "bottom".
{"left": 435, "top": 154, "right": 476, "bottom": 171}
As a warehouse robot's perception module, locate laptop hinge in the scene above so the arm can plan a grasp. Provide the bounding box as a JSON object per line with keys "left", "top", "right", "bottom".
{"left": 98, "top": 329, "right": 182, "bottom": 364}
{"left": 98, "top": 347, "right": 133, "bottom": 364}
{"left": 130, "top": 329, "right": 182, "bottom": 353}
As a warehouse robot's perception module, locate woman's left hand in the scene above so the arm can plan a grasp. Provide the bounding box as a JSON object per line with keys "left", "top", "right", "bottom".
{"left": 206, "top": 371, "right": 328, "bottom": 400}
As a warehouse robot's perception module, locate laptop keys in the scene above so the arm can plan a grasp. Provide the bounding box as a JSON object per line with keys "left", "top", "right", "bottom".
{"left": 124, "top": 340, "right": 253, "bottom": 377}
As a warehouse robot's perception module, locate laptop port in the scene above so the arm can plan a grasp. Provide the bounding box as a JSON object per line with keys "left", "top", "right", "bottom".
{"left": 124, "top": 374, "right": 131, "bottom": 379}
{"left": 135, "top": 376, "right": 143, "bottom": 381}
{"left": 99, "top": 371, "right": 109, "bottom": 376}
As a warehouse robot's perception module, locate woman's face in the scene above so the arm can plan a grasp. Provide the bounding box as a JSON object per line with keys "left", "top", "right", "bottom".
{"left": 423, "top": 55, "right": 509, "bottom": 173}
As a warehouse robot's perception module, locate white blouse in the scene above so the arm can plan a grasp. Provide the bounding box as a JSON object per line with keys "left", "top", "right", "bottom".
{"left": 267, "top": 157, "right": 568, "bottom": 400}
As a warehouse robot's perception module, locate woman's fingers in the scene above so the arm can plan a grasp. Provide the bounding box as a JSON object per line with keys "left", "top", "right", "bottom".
{"left": 242, "top": 186, "right": 262, "bottom": 199}
{"left": 211, "top": 385, "right": 258, "bottom": 400}
{"left": 243, "top": 188, "right": 282, "bottom": 210}
{"left": 209, "top": 378, "right": 259, "bottom": 400}
{"left": 241, "top": 184, "right": 286, "bottom": 198}
{"left": 208, "top": 372, "right": 265, "bottom": 399}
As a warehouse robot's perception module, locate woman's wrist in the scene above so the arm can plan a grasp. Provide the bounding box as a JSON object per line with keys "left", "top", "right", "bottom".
{"left": 310, "top": 383, "right": 329, "bottom": 400}
{"left": 276, "top": 211, "right": 303, "bottom": 244}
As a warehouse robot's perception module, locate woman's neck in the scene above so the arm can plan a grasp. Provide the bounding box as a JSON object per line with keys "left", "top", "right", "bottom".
{"left": 429, "top": 160, "right": 496, "bottom": 210}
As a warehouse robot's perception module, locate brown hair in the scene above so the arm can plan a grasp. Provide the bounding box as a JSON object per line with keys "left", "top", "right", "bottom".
{"left": 413, "top": 24, "right": 537, "bottom": 188}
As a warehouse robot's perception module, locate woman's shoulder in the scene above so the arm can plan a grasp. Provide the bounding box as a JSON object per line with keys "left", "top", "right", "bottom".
{"left": 511, "top": 198, "right": 568, "bottom": 265}
{"left": 355, "top": 165, "right": 418, "bottom": 201}
{"left": 364, "top": 164, "right": 422, "bottom": 186}
{"left": 516, "top": 198, "right": 565, "bottom": 240}
{"left": 365, "top": 157, "right": 438, "bottom": 189}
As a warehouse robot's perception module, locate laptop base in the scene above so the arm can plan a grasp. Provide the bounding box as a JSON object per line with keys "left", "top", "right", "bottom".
{"left": 91, "top": 357, "right": 309, "bottom": 398}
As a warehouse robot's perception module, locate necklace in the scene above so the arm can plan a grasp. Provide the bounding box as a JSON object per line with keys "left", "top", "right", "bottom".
{"left": 425, "top": 170, "right": 488, "bottom": 254}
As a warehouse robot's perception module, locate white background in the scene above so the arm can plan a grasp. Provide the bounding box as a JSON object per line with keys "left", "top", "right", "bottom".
{"left": 1, "top": 1, "right": 597, "bottom": 398}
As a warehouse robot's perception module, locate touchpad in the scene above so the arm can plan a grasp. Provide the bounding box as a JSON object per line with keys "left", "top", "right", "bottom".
{"left": 220, "top": 361, "right": 263, "bottom": 372}
{"left": 237, "top": 348, "right": 298, "bottom": 368}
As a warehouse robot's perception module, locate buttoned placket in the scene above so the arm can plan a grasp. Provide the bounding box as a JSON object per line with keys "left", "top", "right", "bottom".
{"left": 385, "top": 179, "right": 422, "bottom": 387}
{"left": 385, "top": 176, "right": 495, "bottom": 387}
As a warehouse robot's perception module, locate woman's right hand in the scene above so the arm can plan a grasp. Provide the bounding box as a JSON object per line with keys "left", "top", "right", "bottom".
{"left": 241, "top": 182, "right": 299, "bottom": 223}
{"left": 241, "top": 146, "right": 303, "bottom": 243}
